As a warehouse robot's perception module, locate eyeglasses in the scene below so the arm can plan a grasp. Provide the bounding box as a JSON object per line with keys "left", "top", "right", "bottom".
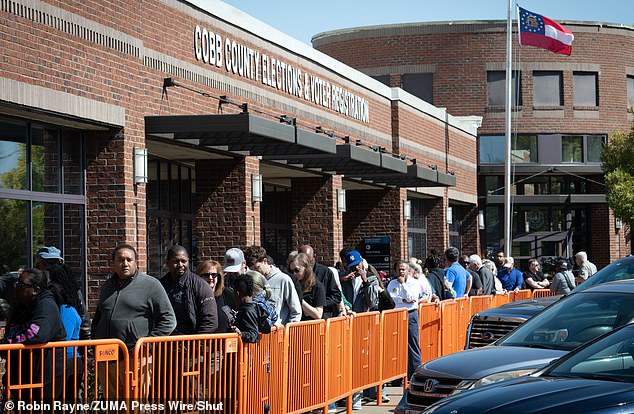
{"left": 15, "top": 280, "right": 35, "bottom": 289}
{"left": 200, "top": 272, "right": 219, "bottom": 280}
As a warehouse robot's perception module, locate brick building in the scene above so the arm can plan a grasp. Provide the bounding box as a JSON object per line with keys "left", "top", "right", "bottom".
{"left": 313, "top": 20, "right": 634, "bottom": 268}
{"left": 0, "top": 0, "right": 478, "bottom": 307}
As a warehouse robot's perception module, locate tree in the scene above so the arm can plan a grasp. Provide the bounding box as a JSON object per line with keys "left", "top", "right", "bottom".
{"left": 602, "top": 120, "right": 634, "bottom": 236}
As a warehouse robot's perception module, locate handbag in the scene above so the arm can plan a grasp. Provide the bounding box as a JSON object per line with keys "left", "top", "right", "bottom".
{"left": 378, "top": 288, "right": 395, "bottom": 311}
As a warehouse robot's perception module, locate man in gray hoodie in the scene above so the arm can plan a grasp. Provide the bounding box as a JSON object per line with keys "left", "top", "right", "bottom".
{"left": 244, "top": 245, "right": 302, "bottom": 324}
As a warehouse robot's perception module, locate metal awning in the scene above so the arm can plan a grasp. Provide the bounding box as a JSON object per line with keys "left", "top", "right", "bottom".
{"left": 145, "top": 113, "right": 336, "bottom": 156}
{"left": 145, "top": 112, "right": 454, "bottom": 188}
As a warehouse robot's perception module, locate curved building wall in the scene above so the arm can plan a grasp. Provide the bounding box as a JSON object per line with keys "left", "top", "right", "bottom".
{"left": 314, "top": 21, "right": 634, "bottom": 267}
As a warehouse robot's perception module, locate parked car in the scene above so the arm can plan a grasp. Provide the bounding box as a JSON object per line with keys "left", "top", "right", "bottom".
{"left": 395, "top": 279, "right": 634, "bottom": 413}
{"left": 416, "top": 321, "right": 634, "bottom": 414}
{"left": 467, "top": 255, "right": 634, "bottom": 348}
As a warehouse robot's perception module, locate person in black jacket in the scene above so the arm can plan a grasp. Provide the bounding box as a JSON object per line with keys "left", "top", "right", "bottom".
{"left": 4, "top": 268, "right": 66, "bottom": 406}
{"left": 424, "top": 251, "right": 448, "bottom": 300}
{"left": 232, "top": 273, "right": 270, "bottom": 343}
{"left": 160, "top": 245, "right": 218, "bottom": 335}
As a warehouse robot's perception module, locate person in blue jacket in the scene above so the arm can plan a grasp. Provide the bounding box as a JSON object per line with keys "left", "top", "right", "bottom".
{"left": 497, "top": 257, "right": 524, "bottom": 292}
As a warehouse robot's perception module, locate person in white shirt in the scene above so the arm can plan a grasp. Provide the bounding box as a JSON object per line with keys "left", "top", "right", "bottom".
{"left": 387, "top": 260, "right": 422, "bottom": 379}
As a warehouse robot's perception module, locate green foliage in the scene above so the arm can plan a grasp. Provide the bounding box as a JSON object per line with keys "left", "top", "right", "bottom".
{"left": 603, "top": 121, "right": 634, "bottom": 227}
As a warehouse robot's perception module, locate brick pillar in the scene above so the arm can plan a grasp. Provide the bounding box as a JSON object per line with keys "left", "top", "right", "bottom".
{"left": 194, "top": 156, "right": 260, "bottom": 261}
{"left": 426, "top": 194, "right": 449, "bottom": 255}
{"left": 290, "top": 175, "right": 343, "bottom": 266}
{"left": 591, "top": 205, "right": 628, "bottom": 268}
{"left": 343, "top": 187, "right": 407, "bottom": 268}
{"left": 461, "top": 205, "right": 481, "bottom": 256}
{"left": 85, "top": 128, "right": 144, "bottom": 311}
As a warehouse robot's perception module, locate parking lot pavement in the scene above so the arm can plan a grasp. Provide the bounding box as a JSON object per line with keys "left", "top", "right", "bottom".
{"left": 328, "top": 386, "right": 404, "bottom": 413}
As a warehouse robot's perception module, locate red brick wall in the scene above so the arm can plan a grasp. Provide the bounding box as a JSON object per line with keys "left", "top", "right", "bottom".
{"left": 426, "top": 195, "right": 449, "bottom": 255}
{"left": 290, "top": 175, "right": 343, "bottom": 266}
{"left": 343, "top": 188, "right": 407, "bottom": 267}
{"left": 194, "top": 156, "right": 260, "bottom": 262}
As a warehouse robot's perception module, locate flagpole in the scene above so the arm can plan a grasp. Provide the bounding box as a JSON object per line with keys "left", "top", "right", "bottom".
{"left": 503, "top": 0, "right": 513, "bottom": 257}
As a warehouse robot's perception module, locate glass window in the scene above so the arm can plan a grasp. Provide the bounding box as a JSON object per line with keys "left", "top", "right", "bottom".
{"left": 533, "top": 71, "right": 563, "bottom": 106}
{"left": 627, "top": 75, "right": 634, "bottom": 111}
{"left": 147, "top": 160, "right": 159, "bottom": 210}
{"left": 0, "top": 119, "right": 28, "bottom": 190}
{"left": 32, "top": 125, "right": 60, "bottom": 193}
{"left": 487, "top": 71, "right": 522, "bottom": 107}
{"left": 587, "top": 135, "right": 604, "bottom": 163}
{"left": 479, "top": 135, "right": 505, "bottom": 163}
{"left": 574, "top": 72, "right": 598, "bottom": 106}
{"left": 484, "top": 176, "right": 503, "bottom": 195}
{"left": 401, "top": 73, "right": 433, "bottom": 104}
{"left": 32, "top": 201, "right": 62, "bottom": 256}
{"left": 512, "top": 135, "right": 537, "bottom": 163}
{"left": 372, "top": 75, "right": 390, "bottom": 87}
{"left": 0, "top": 198, "right": 28, "bottom": 270}
{"left": 62, "top": 130, "right": 83, "bottom": 195}
{"left": 562, "top": 136, "right": 584, "bottom": 162}
{"left": 408, "top": 199, "right": 427, "bottom": 260}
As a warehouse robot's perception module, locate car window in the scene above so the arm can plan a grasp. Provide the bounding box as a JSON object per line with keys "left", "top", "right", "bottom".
{"left": 501, "top": 292, "right": 634, "bottom": 351}
{"left": 575, "top": 259, "right": 634, "bottom": 293}
{"left": 546, "top": 324, "right": 634, "bottom": 382}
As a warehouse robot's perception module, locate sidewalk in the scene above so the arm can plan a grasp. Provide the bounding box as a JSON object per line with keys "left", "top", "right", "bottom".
{"left": 329, "top": 386, "right": 404, "bottom": 413}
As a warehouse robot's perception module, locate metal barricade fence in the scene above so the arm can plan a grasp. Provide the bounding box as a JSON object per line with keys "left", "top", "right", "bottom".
{"left": 510, "top": 289, "right": 532, "bottom": 302}
{"left": 379, "top": 308, "right": 408, "bottom": 394}
{"left": 241, "top": 326, "right": 287, "bottom": 414}
{"left": 419, "top": 302, "right": 442, "bottom": 364}
{"left": 492, "top": 292, "right": 510, "bottom": 307}
{"left": 325, "top": 316, "right": 352, "bottom": 409}
{"left": 532, "top": 288, "right": 555, "bottom": 298}
{"left": 469, "top": 295, "right": 493, "bottom": 317}
{"left": 133, "top": 333, "right": 241, "bottom": 413}
{"left": 440, "top": 300, "right": 460, "bottom": 356}
{"left": 0, "top": 338, "right": 128, "bottom": 413}
{"left": 285, "top": 319, "right": 327, "bottom": 414}
{"left": 350, "top": 312, "right": 382, "bottom": 397}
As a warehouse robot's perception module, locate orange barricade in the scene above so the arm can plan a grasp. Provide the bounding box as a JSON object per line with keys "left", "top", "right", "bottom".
{"left": 325, "top": 316, "right": 353, "bottom": 408}
{"left": 440, "top": 299, "right": 460, "bottom": 356}
{"left": 419, "top": 302, "right": 442, "bottom": 363}
{"left": 242, "top": 327, "right": 287, "bottom": 414}
{"left": 0, "top": 339, "right": 129, "bottom": 412}
{"left": 510, "top": 289, "right": 532, "bottom": 302}
{"left": 380, "top": 308, "right": 408, "bottom": 389}
{"left": 469, "top": 295, "right": 493, "bottom": 317}
{"left": 133, "top": 333, "right": 241, "bottom": 413}
{"left": 492, "top": 292, "right": 510, "bottom": 307}
{"left": 532, "top": 288, "right": 555, "bottom": 298}
{"left": 351, "top": 312, "right": 382, "bottom": 395}
{"left": 285, "top": 320, "right": 327, "bottom": 414}
{"left": 455, "top": 297, "right": 471, "bottom": 351}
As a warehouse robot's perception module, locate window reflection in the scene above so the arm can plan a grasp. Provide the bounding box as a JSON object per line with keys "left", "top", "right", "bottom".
{"left": 32, "top": 201, "right": 61, "bottom": 257}
{"left": 0, "top": 119, "right": 28, "bottom": 190}
{"left": 562, "top": 136, "right": 584, "bottom": 162}
{"left": 0, "top": 198, "right": 28, "bottom": 271}
{"left": 32, "top": 125, "right": 60, "bottom": 193}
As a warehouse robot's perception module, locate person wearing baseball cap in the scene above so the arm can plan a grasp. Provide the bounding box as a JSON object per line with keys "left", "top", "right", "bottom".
{"left": 340, "top": 250, "right": 379, "bottom": 313}
{"left": 223, "top": 248, "right": 246, "bottom": 274}
{"left": 35, "top": 246, "right": 64, "bottom": 271}
{"left": 497, "top": 256, "right": 523, "bottom": 293}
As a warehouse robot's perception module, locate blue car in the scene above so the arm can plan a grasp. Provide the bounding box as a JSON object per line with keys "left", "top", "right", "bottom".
{"left": 418, "top": 322, "right": 634, "bottom": 413}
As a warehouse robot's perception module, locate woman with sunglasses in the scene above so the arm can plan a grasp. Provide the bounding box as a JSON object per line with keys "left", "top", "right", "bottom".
{"left": 289, "top": 253, "right": 326, "bottom": 321}
{"left": 196, "top": 260, "right": 235, "bottom": 333}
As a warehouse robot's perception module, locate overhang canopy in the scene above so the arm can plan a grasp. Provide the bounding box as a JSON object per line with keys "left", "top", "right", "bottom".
{"left": 145, "top": 112, "right": 453, "bottom": 188}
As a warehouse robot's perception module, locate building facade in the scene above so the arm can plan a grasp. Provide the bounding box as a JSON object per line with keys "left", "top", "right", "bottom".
{"left": 0, "top": 0, "right": 478, "bottom": 307}
{"left": 313, "top": 20, "right": 634, "bottom": 268}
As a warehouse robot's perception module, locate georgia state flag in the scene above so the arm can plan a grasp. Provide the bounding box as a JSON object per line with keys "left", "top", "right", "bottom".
{"left": 518, "top": 6, "right": 574, "bottom": 56}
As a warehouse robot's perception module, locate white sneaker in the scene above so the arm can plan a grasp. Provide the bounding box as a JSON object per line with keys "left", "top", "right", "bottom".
{"left": 352, "top": 403, "right": 362, "bottom": 411}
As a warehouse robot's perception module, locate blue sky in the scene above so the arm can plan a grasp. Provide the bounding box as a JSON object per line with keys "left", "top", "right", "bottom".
{"left": 221, "top": 0, "right": 633, "bottom": 45}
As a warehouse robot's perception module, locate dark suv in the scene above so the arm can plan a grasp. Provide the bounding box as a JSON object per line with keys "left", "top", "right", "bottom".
{"left": 395, "top": 280, "right": 634, "bottom": 413}
{"left": 466, "top": 255, "right": 634, "bottom": 348}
